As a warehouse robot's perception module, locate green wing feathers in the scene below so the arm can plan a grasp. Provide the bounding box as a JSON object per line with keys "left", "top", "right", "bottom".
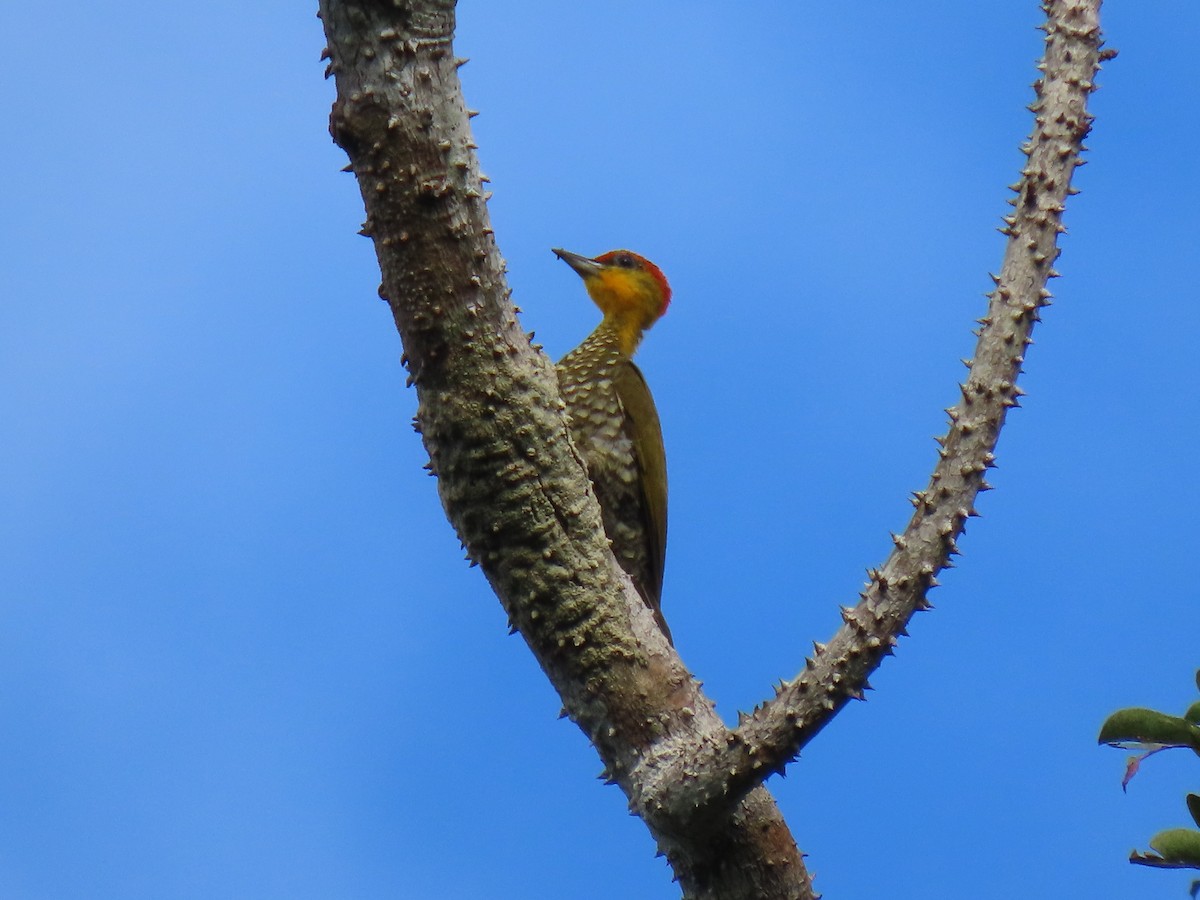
{"left": 614, "top": 361, "right": 669, "bottom": 640}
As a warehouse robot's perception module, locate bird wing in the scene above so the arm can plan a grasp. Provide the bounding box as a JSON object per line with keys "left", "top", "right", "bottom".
{"left": 614, "top": 360, "right": 668, "bottom": 614}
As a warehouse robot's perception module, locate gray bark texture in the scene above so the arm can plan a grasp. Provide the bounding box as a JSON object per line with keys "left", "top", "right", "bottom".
{"left": 316, "top": 1, "right": 1107, "bottom": 896}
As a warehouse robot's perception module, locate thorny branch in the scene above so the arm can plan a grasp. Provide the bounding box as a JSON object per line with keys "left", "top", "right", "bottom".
{"left": 318, "top": 1, "right": 811, "bottom": 897}
{"left": 638, "top": 0, "right": 1111, "bottom": 828}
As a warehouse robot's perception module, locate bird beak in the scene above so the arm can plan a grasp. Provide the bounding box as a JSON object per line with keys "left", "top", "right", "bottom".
{"left": 552, "top": 247, "right": 602, "bottom": 279}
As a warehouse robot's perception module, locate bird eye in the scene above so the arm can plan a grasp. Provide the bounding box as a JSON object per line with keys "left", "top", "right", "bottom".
{"left": 614, "top": 253, "right": 637, "bottom": 269}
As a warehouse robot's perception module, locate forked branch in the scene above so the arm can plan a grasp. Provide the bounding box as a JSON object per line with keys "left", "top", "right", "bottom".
{"left": 317, "top": 1, "right": 1106, "bottom": 896}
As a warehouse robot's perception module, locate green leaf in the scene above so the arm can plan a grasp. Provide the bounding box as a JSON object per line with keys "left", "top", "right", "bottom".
{"left": 1099, "top": 708, "right": 1200, "bottom": 749}
{"left": 1189, "top": 795, "right": 1200, "bottom": 830}
{"left": 1149, "top": 829, "right": 1200, "bottom": 868}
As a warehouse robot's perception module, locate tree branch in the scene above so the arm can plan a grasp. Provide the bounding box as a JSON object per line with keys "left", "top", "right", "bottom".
{"left": 317, "top": 1, "right": 814, "bottom": 896}
{"left": 637, "top": 0, "right": 1109, "bottom": 829}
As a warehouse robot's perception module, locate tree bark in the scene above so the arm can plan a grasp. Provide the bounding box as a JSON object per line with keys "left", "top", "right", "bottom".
{"left": 316, "top": 1, "right": 1106, "bottom": 896}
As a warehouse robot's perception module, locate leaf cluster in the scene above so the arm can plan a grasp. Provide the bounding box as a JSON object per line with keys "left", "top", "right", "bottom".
{"left": 1099, "top": 670, "right": 1200, "bottom": 890}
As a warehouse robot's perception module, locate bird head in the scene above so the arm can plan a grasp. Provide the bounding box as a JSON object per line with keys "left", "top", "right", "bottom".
{"left": 553, "top": 248, "right": 671, "bottom": 338}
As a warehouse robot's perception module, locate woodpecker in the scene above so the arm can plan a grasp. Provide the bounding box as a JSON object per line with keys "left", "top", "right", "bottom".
{"left": 552, "top": 247, "right": 672, "bottom": 643}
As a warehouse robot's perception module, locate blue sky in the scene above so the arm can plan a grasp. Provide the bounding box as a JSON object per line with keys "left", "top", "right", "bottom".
{"left": 3, "top": 3, "right": 1198, "bottom": 897}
